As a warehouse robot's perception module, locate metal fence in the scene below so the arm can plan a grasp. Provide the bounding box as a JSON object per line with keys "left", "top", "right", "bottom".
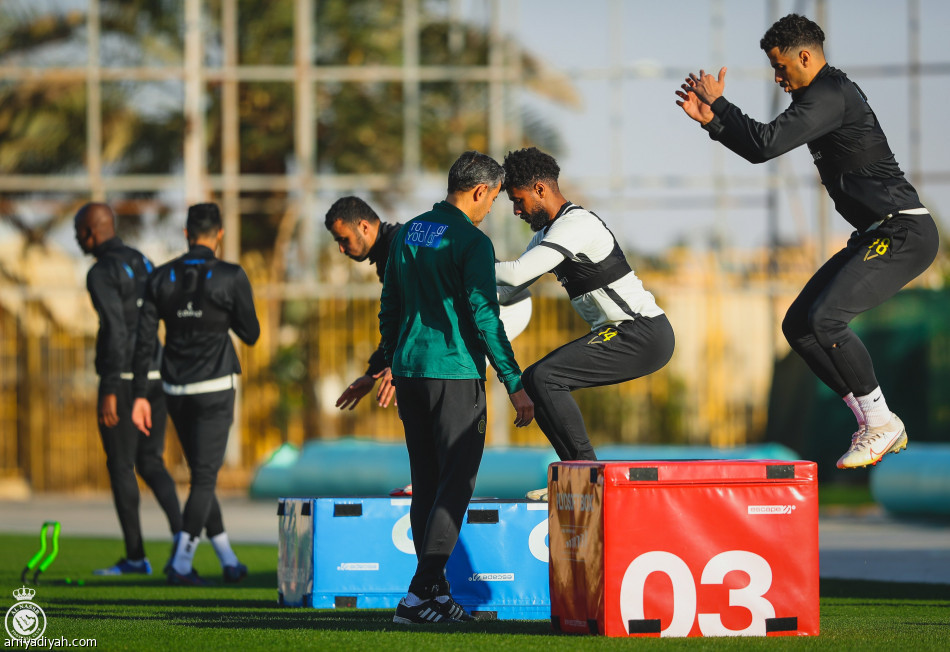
{"left": 1, "top": 257, "right": 825, "bottom": 491}
{"left": 2, "top": 0, "right": 948, "bottom": 492}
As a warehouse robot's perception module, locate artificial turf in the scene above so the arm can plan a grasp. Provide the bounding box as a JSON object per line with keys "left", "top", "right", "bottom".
{"left": 1, "top": 534, "right": 948, "bottom": 651}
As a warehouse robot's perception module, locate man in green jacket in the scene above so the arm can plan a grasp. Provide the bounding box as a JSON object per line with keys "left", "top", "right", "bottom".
{"left": 380, "top": 150, "right": 534, "bottom": 625}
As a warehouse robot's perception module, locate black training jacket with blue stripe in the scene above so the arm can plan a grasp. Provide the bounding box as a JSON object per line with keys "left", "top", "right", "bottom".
{"left": 131, "top": 244, "right": 260, "bottom": 398}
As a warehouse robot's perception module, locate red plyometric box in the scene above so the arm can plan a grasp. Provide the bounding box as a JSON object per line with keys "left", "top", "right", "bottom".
{"left": 548, "top": 460, "right": 818, "bottom": 637}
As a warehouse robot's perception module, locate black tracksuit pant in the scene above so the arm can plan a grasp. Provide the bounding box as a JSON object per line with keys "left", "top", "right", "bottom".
{"left": 782, "top": 212, "right": 939, "bottom": 398}
{"left": 165, "top": 389, "right": 235, "bottom": 539}
{"left": 98, "top": 379, "right": 182, "bottom": 561}
{"left": 396, "top": 377, "right": 486, "bottom": 599}
{"left": 522, "top": 313, "right": 675, "bottom": 461}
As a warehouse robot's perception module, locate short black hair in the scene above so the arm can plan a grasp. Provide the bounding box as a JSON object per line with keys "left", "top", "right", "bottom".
{"left": 324, "top": 196, "right": 381, "bottom": 230}
{"left": 186, "top": 202, "right": 222, "bottom": 238}
{"left": 447, "top": 150, "right": 504, "bottom": 193}
{"left": 760, "top": 14, "right": 825, "bottom": 54}
{"left": 502, "top": 147, "right": 560, "bottom": 191}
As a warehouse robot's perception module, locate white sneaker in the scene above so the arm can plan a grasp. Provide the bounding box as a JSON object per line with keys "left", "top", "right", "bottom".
{"left": 525, "top": 487, "right": 548, "bottom": 501}
{"left": 836, "top": 414, "right": 907, "bottom": 469}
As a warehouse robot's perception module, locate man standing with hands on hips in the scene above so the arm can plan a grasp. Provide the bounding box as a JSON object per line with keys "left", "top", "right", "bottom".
{"left": 380, "top": 150, "right": 534, "bottom": 624}
{"left": 132, "top": 202, "right": 260, "bottom": 585}
{"left": 675, "top": 13, "right": 939, "bottom": 469}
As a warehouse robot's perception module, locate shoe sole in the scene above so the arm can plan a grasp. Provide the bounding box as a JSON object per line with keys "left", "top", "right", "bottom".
{"left": 838, "top": 429, "right": 907, "bottom": 469}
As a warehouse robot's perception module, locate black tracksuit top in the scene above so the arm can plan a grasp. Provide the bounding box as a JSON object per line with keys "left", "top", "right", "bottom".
{"left": 704, "top": 64, "right": 924, "bottom": 232}
{"left": 132, "top": 245, "right": 260, "bottom": 398}
{"left": 86, "top": 237, "right": 162, "bottom": 395}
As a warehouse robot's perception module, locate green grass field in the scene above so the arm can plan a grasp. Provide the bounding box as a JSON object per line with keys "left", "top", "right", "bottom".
{"left": 1, "top": 534, "right": 948, "bottom": 651}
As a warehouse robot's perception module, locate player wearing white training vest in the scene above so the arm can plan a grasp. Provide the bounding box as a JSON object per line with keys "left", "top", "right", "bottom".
{"left": 498, "top": 202, "right": 664, "bottom": 328}
{"left": 496, "top": 148, "right": 675, "bottom": 501}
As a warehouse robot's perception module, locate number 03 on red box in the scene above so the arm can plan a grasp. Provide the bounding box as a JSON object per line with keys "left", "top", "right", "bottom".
{"left": 548, "top": 460, "right": 818, "bottom": 637}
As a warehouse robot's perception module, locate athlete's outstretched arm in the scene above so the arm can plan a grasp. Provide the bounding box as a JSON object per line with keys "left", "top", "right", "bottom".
{"left": 495, "top": 245, "right": 563, "bottom": 287}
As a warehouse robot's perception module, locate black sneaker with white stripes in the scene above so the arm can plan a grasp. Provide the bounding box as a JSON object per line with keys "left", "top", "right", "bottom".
{"left": 392, "top": 597, "right": 463, "bottom": 624}
{"left": 434, "top": 595, "right": 474, "bottom": 621}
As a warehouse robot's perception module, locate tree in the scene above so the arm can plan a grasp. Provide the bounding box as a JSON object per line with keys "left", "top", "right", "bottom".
{"left": 0, "top": 0, "right": 578, "bottom": 259}
{"left": 0, "top": 0, "right": 185, "bottom": 246}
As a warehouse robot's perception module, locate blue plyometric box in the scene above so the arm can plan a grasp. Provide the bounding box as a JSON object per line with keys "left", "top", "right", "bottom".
{"left": 277, "top": 497, "right": 550, "bottom": 620}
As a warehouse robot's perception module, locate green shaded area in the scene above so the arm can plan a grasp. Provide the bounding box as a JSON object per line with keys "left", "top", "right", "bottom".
{"left": 818, "top": 483, "right": 875, "bottom": 507}
{"left": 1, "top": 534, "right": 948, "bottom": 650}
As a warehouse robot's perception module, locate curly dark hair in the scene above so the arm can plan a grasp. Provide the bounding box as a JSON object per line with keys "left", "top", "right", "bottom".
{"left": 502, "top": 147, "right": 560, "bottom": 191}
{"left": 760, "top": 14, "right": 825, "bottom": 54}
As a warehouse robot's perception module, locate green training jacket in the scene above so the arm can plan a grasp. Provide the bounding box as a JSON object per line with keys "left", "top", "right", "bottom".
{"left": 379, "top": 200, "right": 523, "bottom": 394}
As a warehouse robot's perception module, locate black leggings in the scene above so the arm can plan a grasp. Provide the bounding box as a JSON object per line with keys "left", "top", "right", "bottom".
{"left": 522, "top": 314, "right": 675, "bottom": 461}
{"left": 99, "top": 380, "right": 182, "bottom": 560}
{"left": 166, "top": 389, "right": 235, "bottom": 539}
{"left": 782, "top": 212, "right": 938, "bottom": 397}
{"left": 396, "top": 377, "right": 486, "bottom": 598}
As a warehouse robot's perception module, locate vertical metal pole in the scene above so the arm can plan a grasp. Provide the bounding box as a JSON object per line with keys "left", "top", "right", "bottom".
{"left": 184, "top": 0, "right": 207, "bottom": 206}
{"left": 508, "top": 0, "right": 523, "bottom": 156}
{"left": 488, "top": 0, "right": 505, "bottom": 164}
{"left": 503, "top": 0, "right": 523, "bottom": 259}
{"left": 488, "top": 0, "right": 510, "bottom": 446}
{"left": 222, "top": 0, "right": 240, "bottom": 263}
{"left": 496, "top": 1, "right": 522, "bottom": 259}
{"left": 296, "top": 0, "right": 315, "bottom": 276}
{"left": 814, "top": 0, "right": 829, "bottom": 264}
{"left": 608, "top": 0, "right": 623, "bottom": 219}
{"left": 766, "top": 0, "right": 782, "bottom": 360}
{"left": 711, "top": 0, "right": 727, "bottom": 248}
{"left": 705, "top": 0, "right": 728, "bottom": 445}
{"left": 87, "top": 0, "right": 104, "bottom": 201}
{"left": 26, "top": 305, "right": 45, "bottom": 491}
{"left": 221, "top": 0, "right": 242, "bottom": 467}
{"left": 908, "top": 0, "right": 922, "bottom": 187}
{"left": 402, "top": 0, "right": 420, "bottom": 191}
{"left": 448, "top": 0, "right": 465, "bottom": 157}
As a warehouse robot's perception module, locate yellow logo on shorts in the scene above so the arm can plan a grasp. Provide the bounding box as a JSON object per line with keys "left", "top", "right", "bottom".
{"left": 864, "top": 237, "right": 890, "bottom": 261}
{"left": 588, "top": 327, "right": 618, "bottom": 344}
